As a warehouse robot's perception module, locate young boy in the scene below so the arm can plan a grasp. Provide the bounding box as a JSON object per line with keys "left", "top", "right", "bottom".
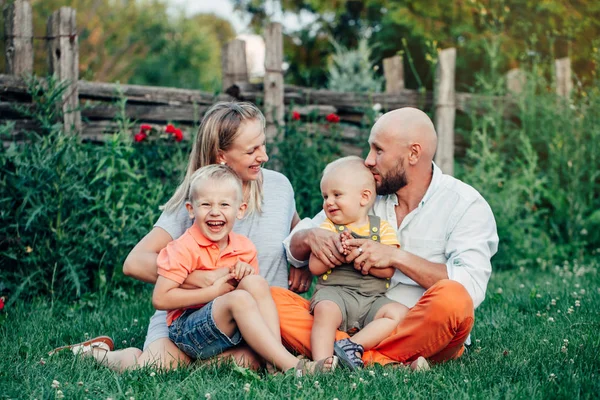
{"left": 153, "top": 164, "right": 337, "bottom": 374}
{"left": 309, "top": 156, "right": 411, "bottom": 370}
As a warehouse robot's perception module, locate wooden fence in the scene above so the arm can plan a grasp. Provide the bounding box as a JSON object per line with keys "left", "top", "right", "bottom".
{"left": 1, "top": 1, "right": 574, "bottom": 174}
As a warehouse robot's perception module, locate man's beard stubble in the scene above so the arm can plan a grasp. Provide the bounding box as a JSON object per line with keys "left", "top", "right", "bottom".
{"left": 375, "top": 162, "right": 408, "bottom": 195}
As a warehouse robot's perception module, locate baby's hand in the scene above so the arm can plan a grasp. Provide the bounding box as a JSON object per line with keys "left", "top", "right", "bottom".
{"left": 340, "top": 230, "right": 353, "bottom": 255}
{"left": 211, "top": 273, "right": 235, "bottom": 296}
{"left": 231, "top": 261, "right": 256, "bottom": 281}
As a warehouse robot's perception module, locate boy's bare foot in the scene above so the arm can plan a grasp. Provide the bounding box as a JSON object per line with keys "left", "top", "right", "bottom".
{"left": 292, "top": 356, "right": 338, "bottom": 377}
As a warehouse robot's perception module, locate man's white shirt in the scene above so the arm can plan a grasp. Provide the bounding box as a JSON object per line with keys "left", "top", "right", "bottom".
{"left": 284, "top": 162, "right": 499, "bottom": 310}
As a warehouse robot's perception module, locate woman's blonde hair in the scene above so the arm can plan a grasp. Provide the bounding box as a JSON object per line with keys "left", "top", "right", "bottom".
{"left": 162, "top": 101, "right": 266, "bottom": 214}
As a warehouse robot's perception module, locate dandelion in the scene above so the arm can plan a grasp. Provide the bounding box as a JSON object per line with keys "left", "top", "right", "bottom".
{"left": 149, "top": 372, "right": 156, "bottom": 377}
{"left": 569, "top": 359, "right": 574, "bottom": 364}
{"left": 314, "top": 381, "right": 320, "bottom": 389}
{"left": 383, "top": 372, "right": 389, "bottom": 377}
{"left": 464, "top": 379, "right": 469, "bottom": 383}
{"left": 123, "top": 328, "right": 128, "bottom": 332}
{"left": 52, "top": 380, "right": 60, "bottom": 389}
{"left": 26, "top": 246, "right": 33, "bottom": 253}
{"left": 122, "top": 340, "right": 127, "bottom": 345}
{"left": 548, "top": 373, "right": 556, "bottom": 381}
{"left": 130, "top": 398, "right": 135, "bottom": 400}
{"left": 551, "top": 299, "right": 556, "bottom": 306}
{"left": 548, "top": 317, "right": 555, "bottom": 322}
{"left": 519, "top": 284, "right": 525, "bottom": 289}
{"left": 133, "top": 319, "right": 139, "bottom": 325}
{"left": 536, "top": 311, "right": 541, "bottom": 317}
{"left": 575, "top": 300, "right": 581, "bottom": 307}
{"left": 351, "top": 383, "right": 357, "bottom": 390}
{"left": 369, "top": 370, "right": 375, "bottom": 376}
{"left": 575, "top": 283, "right": 580, "bottom": 288}
{"left": 561, "top": 346, "right": 567, "bottom": 353}
{"left": 56, "top": 390, "right": 64, "bottom": 399}
{"left": 39, "top": 358, "right": 46, "bottom": 365}
{"left": 579, "top": 289, "right": 586, "bottom": 295}
{"left": 84, "top": 332, "right": 90, "bottom": 338}
{"left": 359, "top": 377, "right": 364, "bottom": 383}
{"left": 496, "top": 288, "right": 503, "bottom": 294}
{"left": 244, "top": 383, "right": 251, "bottom": 393}
{"left": 205, "top": 394, "right": 211, "bottom": 399}
{"left": 567, "top": 307, "right": 574, "bottom": 314}
{"left": 536, "top": 294, "right": 542, "bottom": 298}
{"left": 78, "top": 381, "right": 84, "bottom": 386}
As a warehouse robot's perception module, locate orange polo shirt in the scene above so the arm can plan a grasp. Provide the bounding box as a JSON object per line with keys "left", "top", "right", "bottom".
{"left": 156, "top": 223, "right": 258, "bottom": 325}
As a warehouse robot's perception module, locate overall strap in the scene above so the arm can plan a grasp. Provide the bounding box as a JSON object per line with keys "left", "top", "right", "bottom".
{"left": 368, "top": 215, "right": 381, "bottom": 242}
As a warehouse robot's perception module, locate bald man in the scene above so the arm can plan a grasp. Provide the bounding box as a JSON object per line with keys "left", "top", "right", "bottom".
{"left": 272, "top": 107, "right": 499, "bottom": 367}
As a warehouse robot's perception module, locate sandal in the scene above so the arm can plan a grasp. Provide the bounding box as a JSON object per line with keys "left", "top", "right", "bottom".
{"left": 48, "top": 336, "right": 114, "bottom": 356}
{"left": 333, "top": 338, "right": 364, "bottom": 370}
{"left": 292, "top": 356, "right": 339, "bottom": 377}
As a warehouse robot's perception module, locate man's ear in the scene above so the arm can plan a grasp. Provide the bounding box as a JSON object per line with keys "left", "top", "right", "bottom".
{"left": 408, "top": 143, "right": 422, "bottom": 165}
{"left": 360, "top": 188, "right": 373, "bottom": 207}
{"left": 237, "top": 202, "right": 248, "bottom": 219}
{"left": 185, "top": 201, "right": 195, "bottom": 219}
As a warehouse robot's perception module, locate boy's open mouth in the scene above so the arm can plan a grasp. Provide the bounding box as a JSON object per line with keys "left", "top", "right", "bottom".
{"left": 206, "top": 221, "right": 225, "bottom": 232}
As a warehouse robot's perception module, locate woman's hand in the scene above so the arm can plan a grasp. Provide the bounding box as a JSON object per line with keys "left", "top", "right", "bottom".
{"left": 306, "top": 228, "right": 345, "bottom": 269}
{"left": 288, "top": 267, "right": 313, "bottom": 293}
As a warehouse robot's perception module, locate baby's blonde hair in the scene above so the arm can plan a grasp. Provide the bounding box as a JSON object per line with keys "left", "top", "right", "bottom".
{"left": 187, "top": 164, "right": 243, "bottom": 205}
{"left": 322, "top": 156, "right": 376, "bottom": 206}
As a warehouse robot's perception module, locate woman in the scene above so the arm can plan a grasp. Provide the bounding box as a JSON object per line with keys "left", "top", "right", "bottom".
{"left": 55, "top": 102, "right": 313, "bottom": 371}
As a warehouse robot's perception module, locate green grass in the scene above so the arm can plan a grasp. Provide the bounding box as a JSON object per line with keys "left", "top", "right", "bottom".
{"left": 1, "top": 262, "right": 599, "bottom": 399}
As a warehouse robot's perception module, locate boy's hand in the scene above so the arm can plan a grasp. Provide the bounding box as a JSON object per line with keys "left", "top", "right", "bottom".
{"left": 211, "top": 273, "right": 236, "bottom": 296}
{"left": 340, "top": 230, "right": 353, "bottom": 255}
{"left": 231, "top": 261, "right": 256, "bottom": 281}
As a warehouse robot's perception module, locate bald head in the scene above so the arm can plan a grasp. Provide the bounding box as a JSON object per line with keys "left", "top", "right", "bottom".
{"left": 372, "top": 107, "right": 437, "bottom": 163}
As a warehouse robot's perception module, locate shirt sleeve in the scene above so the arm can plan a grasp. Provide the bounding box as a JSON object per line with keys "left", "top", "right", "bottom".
{"left": 445, "top": 198, "right": 499, "bottom": 309}
{"left": 379, "top": 220, "right": 400, "bottom": 247}
{"left": 156, "top": 238, "right": 194, "bottom": 285}
{"left": 283, "top": 210, "right": 328, "bottom": 268}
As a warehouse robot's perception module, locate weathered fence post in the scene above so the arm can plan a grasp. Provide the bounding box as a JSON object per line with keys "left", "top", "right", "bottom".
{"left": 434, "top": 48, "right": 456, "bottom": 176}
{"left": 555, "top": 57, "right": 572, "bottom": 98}
{"left": 263, "top": 22, "right": 284, "bottom": 142}
{"left": 383, "top": 55, "right": 404, "bottom": 93}
{"left": 47, "top": 7, "right": 81, "bottom": 133}
{"left": 506, "top": 68, "right": 526, "bottom": 95}
{"left": 221, "top": 39, "right": 248, "bottom": 91}
{"left": 3, "top": 0, "right": 33, "bottom": 75}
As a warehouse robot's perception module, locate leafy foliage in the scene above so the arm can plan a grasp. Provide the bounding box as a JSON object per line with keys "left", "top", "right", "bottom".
{"left": 327, "top": 38, "right": 383, "bottom": 93}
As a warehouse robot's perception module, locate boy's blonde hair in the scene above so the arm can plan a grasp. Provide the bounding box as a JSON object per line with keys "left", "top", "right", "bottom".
{"left": 162, "top": 102, "right": 266, "bottom": 214}
{"left": 187, "top": 164, "right": 243, "bottom": 205}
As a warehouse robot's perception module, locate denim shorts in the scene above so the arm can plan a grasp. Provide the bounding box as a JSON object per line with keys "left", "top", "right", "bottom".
{"left": 167, "top": 300, "right": 243, "bottom": 360}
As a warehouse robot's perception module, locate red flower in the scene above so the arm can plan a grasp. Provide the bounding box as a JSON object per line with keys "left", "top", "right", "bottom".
{"left": 173, "top": 128, "right": 183, "bottom": 142}
{"left": 292, "top": 111, "right": 301, "bottom": 121}
{"left": 134, "top": 132, "right": 147, "bottom": 142}
{"left": 325, "top": 113, "right": 340, "bottom": 123}
{"left": 165, "top": 124, "right": 177, "bottom": 134}
{"left": 140, "top": 124, "right": 152, "bottom": 132}
{"left": 0, "top": 297, "right": 4, "bottom": 311}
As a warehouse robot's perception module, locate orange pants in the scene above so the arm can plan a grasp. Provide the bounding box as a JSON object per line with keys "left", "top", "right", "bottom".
{"left": 271, "top": 279, "right": 474, "bottom": 365}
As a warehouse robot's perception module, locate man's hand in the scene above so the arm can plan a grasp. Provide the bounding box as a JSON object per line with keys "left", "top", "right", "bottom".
{"left": 211, "top": 273, "right": 236, "bottom": 296}
{"left": 344, "top": 238, "right": 397, "bottom": 275}
{"left": 231, "top": 261, "right": 256, "bottom": 281}
{"left": 288, "top": 267, "right": 313, "bottom": 293}
{"left": 306, "top": 228, "right": 345, "bottom": 268}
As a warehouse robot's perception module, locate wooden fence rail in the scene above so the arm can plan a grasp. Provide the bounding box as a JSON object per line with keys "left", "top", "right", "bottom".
{"left": 1, "top": 1, "right": 574, "bottom": 173}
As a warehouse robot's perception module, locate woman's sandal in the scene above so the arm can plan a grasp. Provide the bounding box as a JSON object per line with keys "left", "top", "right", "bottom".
{"left": 48, "top": 336, "right": 114, "bottom": 356}
{"left": 333, "top": 338, "right": 364, "bottom": 370}
{"left": 292, "top": 356, "right": 339, "bottom": 377}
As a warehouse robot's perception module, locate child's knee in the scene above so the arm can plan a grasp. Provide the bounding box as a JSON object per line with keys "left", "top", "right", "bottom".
{"left": 223, "top": 290, "right": 257, "bottom": 311}
{"left": 238, "top": 275, "right": 269, "bottom": 293}
{"left": 381, "top": 303, "right": 408, "bottom": 322}
{"left": 314, "top": 300, "right": 342, "bottom": 318}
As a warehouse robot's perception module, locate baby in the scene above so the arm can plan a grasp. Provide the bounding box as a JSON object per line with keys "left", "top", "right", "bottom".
{"left": 309, "top": 156, "right": 409, "bottom": 370}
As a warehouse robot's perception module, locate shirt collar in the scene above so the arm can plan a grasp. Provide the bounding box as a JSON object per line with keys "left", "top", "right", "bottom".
{"left": 420, "top": 162, "right": 443, "bottom": 206}
{"left": 188, "top": 223, "right": 241, "bottom": 253}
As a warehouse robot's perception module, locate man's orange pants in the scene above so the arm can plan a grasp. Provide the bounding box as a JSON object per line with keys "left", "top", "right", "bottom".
{"left": 271, "top": 279, "right": 474, "bottom": 365}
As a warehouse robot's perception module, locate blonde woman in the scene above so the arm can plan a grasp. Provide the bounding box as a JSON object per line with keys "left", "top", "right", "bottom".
{"left": 54, "top": 102, "right": 314, "bottom": 371}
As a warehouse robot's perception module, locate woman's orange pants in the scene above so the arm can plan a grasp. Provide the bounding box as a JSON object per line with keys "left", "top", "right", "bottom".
{"left": 271, "top": 279, "right": 474, "bottom": 365}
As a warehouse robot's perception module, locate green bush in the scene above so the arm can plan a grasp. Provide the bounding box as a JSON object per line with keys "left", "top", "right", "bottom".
{"left": 0, "top": 79, "right": 189, "bottom": 300}
{"left": 459, "top": 67, "right": 600, "bottom": 269}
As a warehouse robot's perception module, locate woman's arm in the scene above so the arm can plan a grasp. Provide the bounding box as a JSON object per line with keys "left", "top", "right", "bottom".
{"left": 152, "top": 274, "right": 234, "bottom": 310}
{"left": 123, "top": 227, "right": 172, "bottom": 284}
